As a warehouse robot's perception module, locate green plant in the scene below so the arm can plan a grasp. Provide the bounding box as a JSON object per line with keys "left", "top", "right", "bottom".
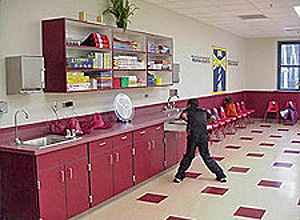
{"left": 103, "top": 0, "right": 138, "bottom": 31}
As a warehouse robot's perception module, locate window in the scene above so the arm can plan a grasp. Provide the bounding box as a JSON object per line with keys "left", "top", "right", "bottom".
{"left": 278, "top": 41, "right": 300, "bottom": 90}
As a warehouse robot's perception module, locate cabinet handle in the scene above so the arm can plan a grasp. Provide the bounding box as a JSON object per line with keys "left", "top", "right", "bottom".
{"left": 69, "top": 168, "right": 73, "bottom": 180}
{"left": 98, "top": 142, "right": 106, "bottom": 147}
{"left": 109, "top": 154, "right": 113, "bottom": 164}
{"left": 61, "top": 170, "right": 65, "bottom": 182}
{"left": 148, "top": 141, "right": 151, "bottom": 150}
{"left": 156, "top": 126, "right": 161, "bottom": 130}
{"left": 121, "top": 135, "right": 128, "bottom": 140}
{"left": 116, "top": 152, "right": 120, "bottom": 162}
{"left": 140, "top": 130, "right": 146, "bottom": 135}
{"left": 152, "top": 140, "right": 155, "bottom": 149}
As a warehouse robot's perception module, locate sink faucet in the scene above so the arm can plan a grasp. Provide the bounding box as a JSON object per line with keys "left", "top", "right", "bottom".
{"left": 14, "top": 109, "right": 29, "bottom": 145}
{"left": 165, "top": 95, "right": 180, "bottom": 111}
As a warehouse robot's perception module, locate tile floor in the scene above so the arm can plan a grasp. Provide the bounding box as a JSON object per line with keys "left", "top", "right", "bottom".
{"left": 75, "top": 121, "right": 300, "bottom": 220}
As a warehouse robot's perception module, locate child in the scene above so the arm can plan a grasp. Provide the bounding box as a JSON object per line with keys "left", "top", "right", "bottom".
{"left": 173, "top": 99, "right": 227, "bottom": 183}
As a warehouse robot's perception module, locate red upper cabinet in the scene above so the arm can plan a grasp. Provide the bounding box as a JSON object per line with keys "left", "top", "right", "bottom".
{"left": 42, "top": 18, "right": 174, "bottom": 92}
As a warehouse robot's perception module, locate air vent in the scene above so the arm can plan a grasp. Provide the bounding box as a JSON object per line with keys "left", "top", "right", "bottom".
{"left": 238, "top": 14, "right": 268, "bottom": 20}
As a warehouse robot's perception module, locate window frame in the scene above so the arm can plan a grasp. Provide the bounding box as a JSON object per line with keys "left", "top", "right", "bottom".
{"left": 277, "top": 41, "right": 300, "bottom": 91}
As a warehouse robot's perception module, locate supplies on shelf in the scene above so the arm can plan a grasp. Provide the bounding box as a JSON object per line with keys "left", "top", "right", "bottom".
{"left": 86, "top": 71, "right": 113, "bottom": 89}
{"left": 113, "top": 55, "right": 145, "bottom": 69}
{"left": 67, "top": 52, "right": 110, "bottom": 69}
{"left": 113, "top": 37, "right": 140, "bottom": 51}
{"left": 148, "top": 60, "right": 172, "bottom": 70}
{"left": 81, "top": 33, "right": 109, "bottom": 49}
{"left": 67, "top": 72, "right": 91, "bottom": 91}
{"left": 147, "top": 72, "right": 163, "bottom": 86}
{"left": 113, "top": 76, "right": 146, "bottom": 88}
{"left": 149, "top": 43, "right": 170, "bottom": 54}
{"left": 88, "top": 52, "right": 110, "bottom": 69}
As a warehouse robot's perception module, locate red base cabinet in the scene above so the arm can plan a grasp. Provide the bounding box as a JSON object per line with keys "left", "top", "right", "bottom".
{"left": 165, "top": 131, "right": 186, "bottom": 169}
{"left": 89, "top": 132, "right": 133, "bottom": 207}
{"left": 133, "top": 124, "right": 164, "bottom": 185}
{"left": 38, "top": 144, "right": 89, "bottom": 220}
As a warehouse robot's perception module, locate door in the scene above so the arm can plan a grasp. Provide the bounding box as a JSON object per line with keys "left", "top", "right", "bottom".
{"left": 65, "top": 158, "right": 89, "bottom": 218}
{"left": 165, "top": 132, "right": 178, "bottom": 168}
{"left": 39, "top": 165, "right": 66, "bottom": 220}
{"left": 150, "top": 135, "right": 165, "bottom": 176}
{"left": 113, "top": 144, "right": 133, "bottom": 195}
{"left": 134, "top": 139, "right": 151, "bottom": 184}
{"left": 90, "top": 151, "right": 114, "bottom": 206}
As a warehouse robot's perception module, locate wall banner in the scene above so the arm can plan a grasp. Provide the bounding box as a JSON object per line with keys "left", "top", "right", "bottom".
{"left": 212, "top": 46, "right": 227, "bottom": 94}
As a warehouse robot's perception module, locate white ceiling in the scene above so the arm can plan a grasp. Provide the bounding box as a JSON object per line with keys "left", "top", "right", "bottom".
{"left": 146, "top": 0, "right": 300, "bottom": 38}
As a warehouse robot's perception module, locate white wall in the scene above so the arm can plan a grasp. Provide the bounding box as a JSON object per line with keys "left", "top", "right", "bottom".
{"left": 245, "top": 37, "right": 298, "bottom": 90}
{"left": 0, "top": 0, "right": 246, "bottom": 128}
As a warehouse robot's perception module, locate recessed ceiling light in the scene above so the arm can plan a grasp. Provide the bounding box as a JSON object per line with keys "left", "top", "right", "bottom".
{"left": 238, "top": 14, "right": 268, "bottom": 20}
{"left": 294, "top": 6, "right": 300, "bottom": 17}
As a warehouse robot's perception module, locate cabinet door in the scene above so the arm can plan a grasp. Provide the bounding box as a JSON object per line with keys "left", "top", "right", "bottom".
{"left": 90, "top": 151, "right": 114, "bottom": 206}
{"left": 176, "top": 132, "right": 187, "bottom": 162}
{"left": 65, "top": 158, "right": 89, "bottom": 218}
{"left": 113, "top": 144, "right": 133, "bottom": 195}
{"left": 165, "top": 132, "right": 178, "bottom": 169}
{"left": 134, "top": 139, "right": 151, "bottom": 184}
{"left": 150, "top": 135, "right": 165, "bottom": 176}
{"left": 39, "top": 166, "right": 66, "bottom": 220}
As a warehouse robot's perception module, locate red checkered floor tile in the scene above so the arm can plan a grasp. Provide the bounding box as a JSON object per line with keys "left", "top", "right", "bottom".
{"left": 185, "top": 172, "right": 202, "bottom": 179}
{"left": 240, "top": 136, "right": 254, "bottom": 141}
{"left": 233, "top": 206, "right": 266, "bottom": 219}
{"left": 260, "top": 124, "right": 271, "bottom": 128}
{"left": 228, "top": 166, "right": 250, "bottom": 173}
{"left": 251, "top": 130, "right": 263, "bottom": 134}
{"left": 212, "top": 139, "right": 221, "bottom": 143}
{"left": 165, "top": 216, "right": 192, "bottom": 220}
{"left": 297, "top": 132, "right": 300, "bottom": 136}
{"left": 259, "top": 142, "right": 275, "bottom": 147}
{"left": 246, "top": 153, "right": 264, "bottom": 158}
{"left": 297, "top": 199, "right": 300, "bottom": 206}
{"left": 257, "top": 179, "right": 282, "bottom": 188}
{"left": 273, "top": 162, "right": 293, "bottom": 168}
{"left": 212, "top": 156, "right": 225, "bottom": 161}
{"left": 137, "top": 193, "right": 168, "bottom": 204}
{"left": 277, "top": 128, "right": 289, "bottom": 132}
{"left": 201, "top": 186, "right": 229, "bottom": 196}
{"left": 291, "top": 140, "right": 300, "bottom": 144}
{"left": 269, "top": 135, "right": 283, "bottom": 138}
{"left": 225, "top": 145, "right": 241, "bottom": 150}
{"left": 226, "top": 132, "right": 236, "bottom": 135}
{"left": 283, "top": 149, "right": 300, "bottom": 154}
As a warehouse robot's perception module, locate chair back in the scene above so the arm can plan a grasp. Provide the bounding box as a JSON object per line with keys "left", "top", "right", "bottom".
{"left": 212, "top": 107, "right": 221, "bottom": 120}
{"left": 236, "top": 102, "right": 242, "bottom": 113}
{"left": 267, "top": 100, "right": 279, "bottom": 111}
{"left": 219, "top": 106, "right": 227, "bottom": 118}
{"left": 285, "top": 100, "right": 296, "bottom": 109}
{"left": 240, "top": 101, "right": 247, "bottom": 112}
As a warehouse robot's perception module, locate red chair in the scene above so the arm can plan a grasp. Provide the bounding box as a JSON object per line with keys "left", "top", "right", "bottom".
{"left": 212, "top": 107, "right": 228, "bottom": 137}
{"left": 219, "top": 106, "right": 237, "bottom": 133}
{"left": 282, "top": 100, "right": 298, "bottom": 124}
{"left": 240, "top": 101, "right": 255, "bottom": 124}
{"left": 264, "top": 100, "right": 280, "bottom": 123}
{"left": 235, "top": 102, "right": 248, "bottom": 128}
{"left": 206, "top": 109, "right": 221, "bottom": 141}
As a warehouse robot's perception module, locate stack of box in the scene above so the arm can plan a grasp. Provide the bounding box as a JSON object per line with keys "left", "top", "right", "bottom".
{"left": 66, "top": 57, "right": 94, "bottom": 69}
{"left": 88, "top": 52, "right": 110, "bottom": 69}
{"left": 147, "top": 73, "right": 156, "bottom": 86}
{"left": 113, "top": 56, "right": 144, "bottom": 69}
{"left": 148, "top": 60, "right": 171, "bottom": 70}
{"left": 67, "top": 72, "right": 91, "bottom": 91}
{"left": 88, "top": 72, "right": 112, "bottom": 89}
{"left": 81, "top": 33, "right": 110, "bottom": 49}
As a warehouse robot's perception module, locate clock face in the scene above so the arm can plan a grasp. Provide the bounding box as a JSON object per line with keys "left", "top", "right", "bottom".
{"left": 114, "top": 93, "right": 134, "bottom": 121}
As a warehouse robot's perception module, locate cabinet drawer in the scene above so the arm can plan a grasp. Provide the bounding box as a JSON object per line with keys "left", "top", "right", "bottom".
{"left": 37, "top": 144, "right": 87, "bottom": 170}
{"left": 149, "top": 124, "right": 164, "bottom": 136}
{"left": 113, "top": 132, "right": 132, "bottom": 147}
{"left": 90, "top": 137, "right": 113, "bottom": 155}
{"left": 133, "top": 127, "right": 151, "bottom": 141}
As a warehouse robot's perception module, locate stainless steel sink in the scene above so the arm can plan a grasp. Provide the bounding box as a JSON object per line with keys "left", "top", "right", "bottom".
{"left": 164, "top": 120, "right": 187, "bottom": 132}
{"left": 17, "top": 134, "right": 81, "bottom": 149}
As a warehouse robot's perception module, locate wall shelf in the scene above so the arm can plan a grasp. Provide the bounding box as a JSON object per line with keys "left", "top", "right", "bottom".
{"left": 42, "top": 18, "right": 174, "bottom": 92}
